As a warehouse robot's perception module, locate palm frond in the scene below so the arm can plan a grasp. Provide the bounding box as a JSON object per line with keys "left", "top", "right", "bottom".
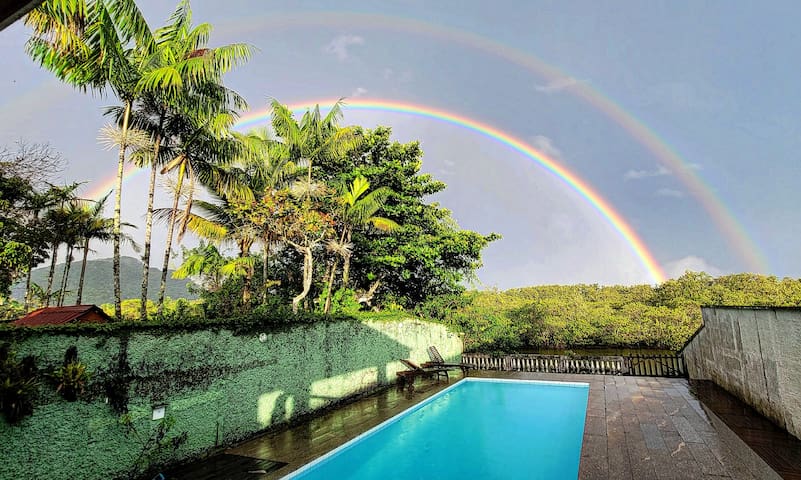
{"left": 289, "top": 179, "right": 327, "bottom": 200}
{"left": 326, "top": 239, "right": 353, "bottom": 258}
{"left": 219, "top": 256, "right": 255, "bottom": 277}
{"left": 368, "top": 216, "right": 400, "bottom": 232}
{"left": 97, "top": 124, "right": 152, "bottom": 151}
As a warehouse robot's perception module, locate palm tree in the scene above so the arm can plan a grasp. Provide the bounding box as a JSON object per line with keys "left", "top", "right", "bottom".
{"left": 229, "top": 128, "right": 297, "bottom": 300}
{"left": 268, "top": 101, "right": 362, "bottom": 312}
{"left": 171, "top": 242, "right": 227, "bottom": 293}
{"left": 26, "top": 0, "right": 154, "bottom": 318}
{"left": 56, "top": 200, "right": 87, "bottom": 306}
{"left": 74, "top": 195, "right": 111, "bottom": 305}
{"left": 128, "top": 1, "right": 251, "bottom": 320}
{"left": 156, "top": 124, "right": 246, "bottom": 314}
{"left": 161, "top": 195, "right": 258, "bottom": 310}
{"left": 21, "top": 184, "right": 69, "bottom": 310}
{"left": 323, "top": 176, "right": 398, "bottom": 313}
{"left": 269, "top": 100, "right": 362, "bottom": 196}
{"left": 40, "top": 184, "right": 79, "bottom": 306}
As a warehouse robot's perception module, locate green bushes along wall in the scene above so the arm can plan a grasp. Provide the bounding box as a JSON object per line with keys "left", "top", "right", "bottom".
{"left": 0, "top": 317, "right": 462, "bottom": 479}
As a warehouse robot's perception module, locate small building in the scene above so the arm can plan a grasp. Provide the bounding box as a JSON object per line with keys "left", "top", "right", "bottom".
{"left": 13, "top": 305, "right": 112, "bottom": 327}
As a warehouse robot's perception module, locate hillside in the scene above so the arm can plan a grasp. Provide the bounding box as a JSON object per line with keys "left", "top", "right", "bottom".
{"left": 11, "top": 256, "right": 197, "bottom": 306}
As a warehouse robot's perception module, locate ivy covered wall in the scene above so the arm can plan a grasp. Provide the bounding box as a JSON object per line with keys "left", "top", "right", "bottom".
{"left": 0, "top": 317, "right": 462, "bottom": 479}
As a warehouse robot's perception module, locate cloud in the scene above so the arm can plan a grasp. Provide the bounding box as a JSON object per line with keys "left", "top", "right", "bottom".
{"left": 624, "top": 165, "right": 671, "bottom": 180}
{"left": 350, "top": 87, "right": 368, "bottom": 98}
{"left": 664, "top": 256, "right": 724, "bottom": 278}
{"left": 323, "top": 34, "right": 364, "bottom": 61}
{"left": 655, "top": 188, "right": 685, "bottom": 198}
{"left": 535, "top": 76, "right": 580, "bottom": 94}
{"left": 529, "top": 135, "right": 562, "bottom": 159}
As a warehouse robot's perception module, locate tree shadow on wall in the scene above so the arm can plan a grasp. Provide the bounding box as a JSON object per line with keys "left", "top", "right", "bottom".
{"left": 244, "top": 321, "right": 413, "bottom": 445}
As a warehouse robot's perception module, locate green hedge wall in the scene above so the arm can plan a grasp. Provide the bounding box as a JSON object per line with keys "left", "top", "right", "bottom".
{"left": 0, "top": 316, "right": 462, "bottom": 479}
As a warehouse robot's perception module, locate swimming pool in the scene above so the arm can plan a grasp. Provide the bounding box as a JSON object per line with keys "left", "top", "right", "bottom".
{"left": 283, "top": 378, "right": 589, "bottom": 479}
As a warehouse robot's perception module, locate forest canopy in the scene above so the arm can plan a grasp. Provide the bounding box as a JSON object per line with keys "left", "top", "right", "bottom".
{"left": 420, "top": 272, "right": 801, "bottom": 352}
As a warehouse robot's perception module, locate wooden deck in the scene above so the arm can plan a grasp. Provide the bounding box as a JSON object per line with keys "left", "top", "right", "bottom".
{"left": 168, "top": 371, "right": 794, "bottom": 479}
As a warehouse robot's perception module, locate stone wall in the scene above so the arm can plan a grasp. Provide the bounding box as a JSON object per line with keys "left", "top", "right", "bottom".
{"left": 682, "top": 307, "right": 801, "bottom": 439}
{"left": 0, "top": 317, "right": 462, "bottom": 479}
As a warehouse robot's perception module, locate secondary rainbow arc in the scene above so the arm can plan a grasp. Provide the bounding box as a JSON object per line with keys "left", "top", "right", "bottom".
{"left": 17, "top": 12, "right": 768, "bottom": 272}
{"left": 215, "top": 11, "right": 769, "bottom": 273}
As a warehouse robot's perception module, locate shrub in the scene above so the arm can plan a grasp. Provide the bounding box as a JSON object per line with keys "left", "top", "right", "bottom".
{"left": 0, "top": 343, "right": 38, "bottom": 423}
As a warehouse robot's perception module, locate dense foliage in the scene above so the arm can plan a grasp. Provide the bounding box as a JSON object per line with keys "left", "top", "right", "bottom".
{"left": 6, "top": 1, "right": 496, "bottom": 319}
{"left": 420, "top": 272, "right": 801, "bottom": 352}
{"left": 172, "top": 123, "right": 497, "bottom": 317}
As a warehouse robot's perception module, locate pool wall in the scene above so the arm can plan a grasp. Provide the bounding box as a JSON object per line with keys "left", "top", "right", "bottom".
{"left": 0, "top": 317, "right": 461, "bottom": 479}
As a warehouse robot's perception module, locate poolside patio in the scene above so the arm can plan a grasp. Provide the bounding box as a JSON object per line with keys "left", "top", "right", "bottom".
{"left": 170, "top": 371, "right": 798, "bottom": 479}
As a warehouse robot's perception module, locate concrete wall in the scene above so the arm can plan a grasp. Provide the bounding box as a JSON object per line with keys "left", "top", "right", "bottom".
{"left": 0, "top": 317, "right": 462, "bottom": 479}
{"left": 682, "top": 307, "right": 801, "bottom": 439}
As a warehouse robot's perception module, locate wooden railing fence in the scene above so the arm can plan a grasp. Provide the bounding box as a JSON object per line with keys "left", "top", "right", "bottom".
{"left": 461, "top": 353, "right": 686, "bottom": 377}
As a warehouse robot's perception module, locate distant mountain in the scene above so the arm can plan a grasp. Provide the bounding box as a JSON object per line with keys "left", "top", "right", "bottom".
{"left": 11, "top": 256, "right": 197, "bottom": 306}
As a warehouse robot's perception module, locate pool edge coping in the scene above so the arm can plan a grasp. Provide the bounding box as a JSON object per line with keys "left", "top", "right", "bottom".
{"left": 280, "top": 377, "right": 590, "bottom": 479}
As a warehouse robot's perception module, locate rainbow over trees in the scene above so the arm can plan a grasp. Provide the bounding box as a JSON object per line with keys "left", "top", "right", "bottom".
{"left": 0, "top": 0, "right": 497, "bottom": 320}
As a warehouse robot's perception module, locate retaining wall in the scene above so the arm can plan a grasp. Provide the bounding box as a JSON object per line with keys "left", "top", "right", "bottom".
{"left": 682, "top": 306, "right": 801, "bottom": 439}
{"left": 0, "top": 317, "right": 461, "bottom": 479}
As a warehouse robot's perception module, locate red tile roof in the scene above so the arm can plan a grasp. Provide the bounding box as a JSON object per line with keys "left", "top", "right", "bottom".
{"left": 13, "top": 305, "right": 111, "bottom": 326}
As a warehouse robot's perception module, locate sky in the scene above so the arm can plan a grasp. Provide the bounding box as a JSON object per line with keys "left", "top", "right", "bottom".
{"left": 2, "top": 0, "right": 801, "bottom": 289}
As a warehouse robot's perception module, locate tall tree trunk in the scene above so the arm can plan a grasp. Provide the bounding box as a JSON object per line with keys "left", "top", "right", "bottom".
{"left": 341, "top": 228, "right": 353, "bottom": 287}
{"left": 112, "top": 100, "right": 132, "bottom": 319}
{"left": 24, "top": 265, "right": 33, "bottom": 311}
{"left": 140, "top": 129, "right": 163, "bottom": 321}
{"left": 307, "top": 160, "right": 313, "bottom": 195}
{"left": 177, "top": 173, "right": 194, "bottom": 243}
{"left": 323, "top": 258, "right": 338, "bottom": 314}
{"left": 44, "top": 243, "right": 58, "bottom": 307}
{"left": 158, "top": 162, "right": 185, "bottom": 315}
{"left": 58, "top": 245, "right": 74, "bottom": 306}
{"left": 261, "top": 239, "right": 269, "bottom": 302}
{"left": 76, "top": 238, "right": 90, "bottom": 305}
{"left": 242, "top": 267, "right": 252, "bottom": 311}
{"left": 240, "top": 243, "right": 253, "bottom": 311}
{"left": 291, "top": 245, "right": 313, "bottom": 314}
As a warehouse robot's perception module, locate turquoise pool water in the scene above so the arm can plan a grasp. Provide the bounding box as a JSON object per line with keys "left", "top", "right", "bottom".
{"left": 284, "top": 378, "right": 589, "bottom": 480}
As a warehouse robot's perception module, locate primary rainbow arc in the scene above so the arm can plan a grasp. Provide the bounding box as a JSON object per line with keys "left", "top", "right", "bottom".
{"left": 236, "top": 98, "right": 668, "bottom": 283}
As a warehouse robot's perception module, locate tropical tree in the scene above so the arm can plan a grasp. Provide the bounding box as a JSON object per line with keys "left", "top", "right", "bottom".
{"left": 39, "top": 185, "right": 80, "bottom": 306}
{"left": 269, "top": 100, "right": 362, "bottom": 197}
{"left": 225, "top": 129, "right": 297, "bottom": 299}
{"left": 172, "top": 242, "right": 227, "bottom": 294}
{"left": 73, "top": 193, "right": 139, "bottom": 305}
{"left": 8, "top": 181, "right": 64, "bottom": 309}
{"left": 156, "top": 125, "right": 246, "bottom": 314}
{"left": 26, "top": 0, "right": 155, "bottom": 318}
{"left": 55, "top": 200, "right": 87, "bottom": 306}
{"left": 340, "top": 127, "right": 499, "bottom": 307}
{"left": 267, "top": 101, "right": 362, "bottom": 311}
{"left": 164, "top": 195, "right": 259, "bottom": 310}
{"left": 323, "top": 176, "right": 398, "bottom": 313}
{"left": 125, "top": 1, "right": 251, "bottom": 320}
{"left": 282, "top": 203, "right": 334, "bottom": 313}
